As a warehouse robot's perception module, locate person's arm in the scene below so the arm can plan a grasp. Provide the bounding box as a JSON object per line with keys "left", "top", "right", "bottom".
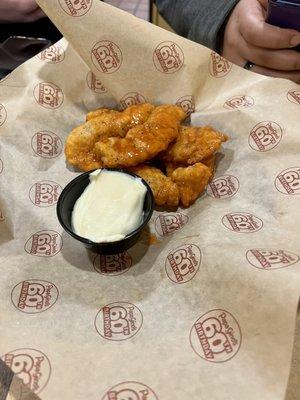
{"left": 156, "top": 0, "right": 300, "bottom": 83}
{"left": 155, "top": 0, "right": 239, "bottom": 52}
{"left": 222, "top": 0, "right": 300, "bottom": 82}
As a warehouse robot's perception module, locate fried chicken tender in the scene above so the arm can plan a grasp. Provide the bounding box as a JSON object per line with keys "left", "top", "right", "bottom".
{"left": 165, "top": 155, "right": 216, "bottom": 176}
{"left": 130, "top": 164, "right": 180, "bottom": 207}
{"left": 65, "top": 103, "right": 155, "bottom": 171}
{"left": 201, "top": 154, "right": 216, "bottom": 177}
{"left": 165, "top": 162, "right": 183, "bottom": 176}
{"left": 171, "top": 163, "right": 212, "bottom": 207}
{"left": 163, "top": 126, "right": 228, "bottom": 165}
{"left": 86, "top": 108, "right": 115, "bottom": 121}
{"left": 96, "top": 105, "right": 187, "bottom": 168}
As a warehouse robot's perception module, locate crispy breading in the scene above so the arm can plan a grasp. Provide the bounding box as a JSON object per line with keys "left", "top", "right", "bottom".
{"left": 96, "top": 105, "right": 186, "bottom": 168}
{"left": 165, "top": 155, "right": 216, "bottom": 178}
{"left": 65, "top": 103, "right": 155, "bottom": 171}
{"left": 165, "top": 162, "right": 183, "bottom": 176}
{"left": 201, "top": 154, "right": 216, "bottom": 177}
{"left": 86, "top": 103, "right": 155, "bottom": 122}
{"left": 171, "top": 163, "right": 212, "bottom": 207}
{"left": 86, "top": 108, "right": 114, "bottom": 121}
{"left": 163, "top": 126, "right": 228, "bottom": 165}
{"left": 130, "top": 164, "right": 180, "bottom": 207}
{"left": 64, "top": 102, "right": 228, "bottom": 208}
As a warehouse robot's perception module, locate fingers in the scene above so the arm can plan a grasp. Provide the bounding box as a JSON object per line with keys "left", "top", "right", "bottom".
{"left": 221, "top": 0, "right": 300, "bottom": 83}
{"left": 257, "top": 0, "right": 268, "bottom": 9}
{"left": 23, "top": 7, "right": 45, "bottom": 22}
{"left": 240, "top": 39, "right": 300, "bottom": 71}
{"left": 14, "top": 0, "right": 39, "bottom": 14}
{"left": 251, "top": 65, "right": 300, "bottom": 84}
{"left": 0, "top": 1, "right": 43, "bottom": 22}
{"left": 239, "top": 2, "right": 300, "bottom": 49}
{"left": 223, "top": 35, "right": 300, "bottom": 72}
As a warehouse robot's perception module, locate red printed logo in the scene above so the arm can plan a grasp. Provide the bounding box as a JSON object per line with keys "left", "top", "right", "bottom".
{"left": 155, "top": 212, "right": 189, "bottom": 237}
{"left": 176, "top": 95, "right": 195, "bottom": 116}
{"left": 93, "top": 252, "right": 132, "bottom": 276}
{"left": 11, "top": 280, "right": 59, "bottom": 313}
{"left": 0, "top": 158, "right": 3, "bottom": 174}
{"left": 223, "top": 95, "right": 254, "bottom": 109}
{"left": 120, "top": 92, "right": 146, "bottom": 110}
{"left": 190, "top": 309, "right": 242, "bottom": 363}
{"left": 153, "top": 41, "right": 184, "bottom": 74}
{"left": 91, "top": 41, "right": 123, "bottom": 74}
{"left": 249, "top": 121, "right": 283, "bottom": 152}
{"left": 275, "top": 167, "right": 300, "bottom": 195}
{"left": 59, "top": 0, "right": 92, "bottom": 16}
{"left": 34, "top": 82, "right": 64, "bottom": 109}
{"left": 222, "top": 212, "right": 263, "bottom": 233}
{"left": 246, "top": 249, "right": 299, "bottom": 270}
{"left": 0, "top": 210, "right": 4, "bottom": 222}
{"left": 86, "top": 71, "right": 107, "bottom": 93}
{"left": 29, "top": 181, "right": 62, "bottom": 207}
{"left": 209, "top": 52, "right": 232, "bottom": 78}
{"left": 101, "top": 381, "right": 159, "bottom": 400}
{"left": 24, "top": 230, "right": 63, "bottom": 257}
{"left": 95, "top": 302, "right": 143, "bottom": 341}
{"left": 0, "top": 103, "right": 7, "bottom": 126}
{"left": 31, "top": 131, "right": 63, "bottom": 158}
{"left": 1, "top": 348, "right": 51, "bottom": 394}
{"left": 36, "top": 44, "right": 65, "bottom": 63}
{"left": 287, "top": 89, "right": 300, "bottom": 105}
{"left": 165, "top": 244, "right": 201, "bottom": 284}
{"left": 206, "top": 175, "right": 239, "bottom": 199}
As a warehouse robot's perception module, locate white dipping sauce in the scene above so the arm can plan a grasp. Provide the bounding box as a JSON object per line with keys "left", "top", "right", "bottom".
{"left": 72, "top": 169, "right": 147, "bottom": 242}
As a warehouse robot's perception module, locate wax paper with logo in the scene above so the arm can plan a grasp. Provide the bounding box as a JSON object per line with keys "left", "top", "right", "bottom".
{"left": 0, "top": 1, "right": 299, "bottom": 400}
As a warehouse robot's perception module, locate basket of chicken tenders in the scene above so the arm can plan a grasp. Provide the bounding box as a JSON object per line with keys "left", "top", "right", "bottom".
{"left": 0, "top": 1, "right": 299, "bottom": 400}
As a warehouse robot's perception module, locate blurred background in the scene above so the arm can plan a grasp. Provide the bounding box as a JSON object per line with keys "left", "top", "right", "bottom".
{"left": 106, "top": 0, "right": 152, "bottom": 21}
{"left": 0, "top": 0, "right": 173, "bottom": 79}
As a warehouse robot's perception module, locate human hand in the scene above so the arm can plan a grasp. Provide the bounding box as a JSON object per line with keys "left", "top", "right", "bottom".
{"left": 0, "top": 0, "right": 44, "bottom": 23}
{"left": 222, "top": 0, "right": 300, "bottom": 83}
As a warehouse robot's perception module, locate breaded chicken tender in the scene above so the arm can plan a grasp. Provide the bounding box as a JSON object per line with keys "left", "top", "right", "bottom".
{"left": 163, "top": 126, "right": 228, "bottom": 165}
{"left": 201, "top": 154, "right": 216, "bottom": 177}
{"left": 64, "top": 101, "right": 228, "bottom": 208}
{"left": 165, "top": 154, "right": 216, "bottom": 176}
{"left": 171, "top": 163, "right": 212, "bottom": 207}
{"left": 65, "top": 103, "right": 155, "bottom": 171}
{"left": 96, "top": 105, "right": 186, "bottom": 168}
{"left": 130, "top": 164, "right": 180, "bottom": 207}
{"left": 165, "top": 162, "right": 183, "bottom": 176}
{"left": 86, "top": 108, "right": 116, "bottom": 121}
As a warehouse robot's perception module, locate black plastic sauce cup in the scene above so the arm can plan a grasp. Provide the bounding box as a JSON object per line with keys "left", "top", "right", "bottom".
{"left": 57, "top": 169, "right": 154, "bottom": 255}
